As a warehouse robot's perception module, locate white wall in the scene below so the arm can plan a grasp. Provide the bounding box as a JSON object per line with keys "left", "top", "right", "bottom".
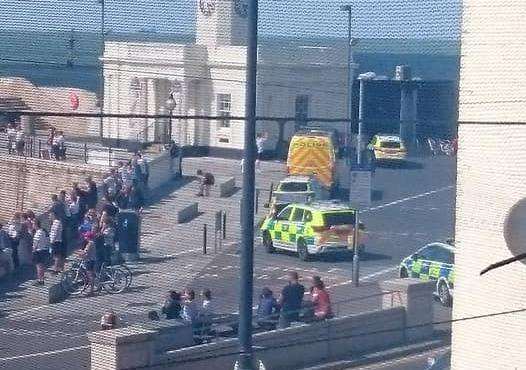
{"left": 452, "top": 1, "right": 526, "bottom": 369}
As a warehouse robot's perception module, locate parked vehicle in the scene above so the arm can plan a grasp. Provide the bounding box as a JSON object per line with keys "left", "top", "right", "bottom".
{"left": 260, "top": 201, "right": 366, "bottom": 261}
{"left": 399, "top": 242, "right": 455, "bottom": 306}
{"left": 368, "top": 134, "right": 408, "bottom": 162}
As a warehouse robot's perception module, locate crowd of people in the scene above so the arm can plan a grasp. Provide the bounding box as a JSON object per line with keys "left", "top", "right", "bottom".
{"left": 0, "top": 151, "right": 150, "bottom": 286}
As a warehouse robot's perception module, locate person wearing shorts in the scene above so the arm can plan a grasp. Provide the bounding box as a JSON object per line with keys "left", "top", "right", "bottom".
{"left": 49, "top": 212, "right": 65, "bottom": 274}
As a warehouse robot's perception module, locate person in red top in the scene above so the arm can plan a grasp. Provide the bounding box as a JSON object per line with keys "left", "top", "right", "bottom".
{"left": 310, "top": 276, "right": 333, "bottom": 320}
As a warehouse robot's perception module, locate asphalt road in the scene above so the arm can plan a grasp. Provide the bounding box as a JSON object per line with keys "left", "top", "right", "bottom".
{"left": 0, "top": 155, "right": 456, "bottom": 370}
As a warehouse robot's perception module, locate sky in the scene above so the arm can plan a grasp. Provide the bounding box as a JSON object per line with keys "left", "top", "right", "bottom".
{"left": 0, "top": 0, "right": 461, "bottom": 39}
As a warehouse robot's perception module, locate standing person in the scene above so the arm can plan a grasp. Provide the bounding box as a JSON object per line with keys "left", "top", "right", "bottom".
{"left": 137, "top": 152, "right": 149, "bottom": 188}
{"left": 6, "top": 123, "right": 16, "bottom": 155}
{"left": 199, "top": 289, "right": 215, "bottom": 335}
{"left": 103, "top": 169, "right": 118, "bottom": 200}
{"left": 32, "top": 220, "right": 49, "bottom": 285}
{"left": 7, "top": 212, "right": 22, "bottom": 270}
{"left": 100, "top": 219, "right": 115, "bottom": 266}
{"left": 161, "top": 291, "right": 182, "bottom": 320}
{"left": 52, "top": 130, "right": 65, "bottom": 160}
{"left": 49, "top": 212, "right": 65, "bottom": 274}
{"left": 128, "top": 186, "right": 144, "bottom": 212}
{"left": 309, "top": 276, "right": 333, "bottom": 321}
{"left": 68, "top": 191, "right": 81, "bottom": 233}
{"left": 58, "top": 190, "right": 72, "bottom": 243}
{"left": 73, "top": 182, "right": 88, "bottom": 219}
{"left": 278, "top": 271, "right": 305, "bottom": 328}
{"left": 50, "top": 194, "right": 67, "bottom": 223}
{"left": 255, "top": 132, "right": 267, "bottom": 172}
{"left": 256, "top": 287, "right": 280, "bottom": 330}
{"left": 196, "top": 170, "right": 214, "bottom": 197}
{"left": 15, "top": 124, "right": 25, "bottom": 156}
{"left": 85, "top": 177, "right": 98, "bottom": 210}
{"left": 78, "top": 235, "right": 97, "bottom": 296}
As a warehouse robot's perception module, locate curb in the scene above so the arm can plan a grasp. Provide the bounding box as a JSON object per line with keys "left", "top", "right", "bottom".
{"left": 304, "top": 332, "right": 451, "bottom": 370}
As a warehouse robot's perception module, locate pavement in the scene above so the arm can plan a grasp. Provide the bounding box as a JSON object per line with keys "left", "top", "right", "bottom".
{"left": 0, "top": 154, "right": 456, "bottom": 370}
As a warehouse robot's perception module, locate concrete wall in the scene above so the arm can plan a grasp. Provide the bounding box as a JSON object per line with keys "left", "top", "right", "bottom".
{"left": 0, "top": 156, "right": 105, "bottom": 223}
{"left": 89, "top": 278, "right": 435, "bottom": 370}
{"left": 451, "top": 1, "right": 526, "bottom": 369}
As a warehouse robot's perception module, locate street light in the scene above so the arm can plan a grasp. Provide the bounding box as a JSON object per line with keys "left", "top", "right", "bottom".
{"left": 165, "top": 93, "right": 177, "bottom": 144}
{"left": 340, "top": 5, "right": 357, "bottom": 162}
{"left": 98, "top": 0, "right": 105, "bottom": 139}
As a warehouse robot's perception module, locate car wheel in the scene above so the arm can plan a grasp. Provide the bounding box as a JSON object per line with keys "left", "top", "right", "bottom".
{"left": 437, "top": 280, "right": 452, "bottom": 307}
{"left": 400, "top": 267, "right": 409, "bottom": 278}
{"left": 263, "top": 232, "right": 275, "bottom": 254}
{"left": 297, "top": 239, "right": 310, "bottom": 261}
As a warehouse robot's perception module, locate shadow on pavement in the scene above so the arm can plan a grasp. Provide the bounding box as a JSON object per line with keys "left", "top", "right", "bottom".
{"left": 376, "top": 160, "right": 424, "bottom": 170}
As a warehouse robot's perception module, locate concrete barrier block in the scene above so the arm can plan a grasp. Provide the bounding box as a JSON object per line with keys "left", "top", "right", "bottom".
{"left": 176, "top": 202, "right": 199, "bottom": 224}
{"left": 212, "top": 177, "right": 236, "bottom": 198}
{"left": 136, "top": 320, "right": 193, "bottom": 352}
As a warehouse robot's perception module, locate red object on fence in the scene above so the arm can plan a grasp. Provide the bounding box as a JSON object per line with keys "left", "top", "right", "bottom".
{"left": 69, "top": 92, "right": 80, "bottom": 111}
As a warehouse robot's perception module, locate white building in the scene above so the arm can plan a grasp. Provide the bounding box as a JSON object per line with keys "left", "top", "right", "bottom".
{"left": 101, "top": 0, "right": 355, "bottom": 155}
{"left": 452, "top": 0, "right": 526, "bottom": 369}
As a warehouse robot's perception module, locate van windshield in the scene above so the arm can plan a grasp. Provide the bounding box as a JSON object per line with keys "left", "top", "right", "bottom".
{"left": 380, "top": 141, "right": 401, "bottom": 149}
{"left": 323, "top": 212, "right": 355, "bottom": 226}
{"left": 279, "top": 182, "right": 308, "bottom": 192}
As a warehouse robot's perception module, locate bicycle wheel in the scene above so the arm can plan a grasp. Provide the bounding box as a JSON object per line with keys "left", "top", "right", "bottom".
{"left": 61, "top": 268, "right": 88, "bottom": 296}
{"left": 102, "top": 267, "right": 128, "bottom": 294}
{"left": 119, "top": 264, "right": 133, "bottom": 288}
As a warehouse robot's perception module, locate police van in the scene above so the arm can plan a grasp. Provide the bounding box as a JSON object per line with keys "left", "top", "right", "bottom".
{"left": 260, "top": 201, "right": 366, "bottom": 261}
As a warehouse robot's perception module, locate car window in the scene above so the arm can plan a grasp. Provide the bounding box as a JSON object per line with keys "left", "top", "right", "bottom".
{"left": 279, "top": 182, "right": 308, "bottom": 192}
{"left": 276, "top": 206, "right": 293, "bottom": 221}
{"left": 418, "top": 245, "right": 438, "bottom": 260}
{"left": 380, "top": 141, "right": 401, "bottom": 149}
{"left": 419, "top": 244, "right": 449, "bottom": 261}
{"left": 323, "top": 211, "right": 355, "bottom": 226}
{"left": 291, "top": 208, "right": 305, "bottom": 222}
{"left": 303, "top": 211, "right": 313, "bottom": 222}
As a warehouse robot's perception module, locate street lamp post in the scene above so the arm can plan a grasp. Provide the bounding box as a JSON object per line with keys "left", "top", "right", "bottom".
{"left": 165, "top": 93, "right": 176, "bottom": 144}
{"left": 340, "top": 5, "right": 358, "bottom": 162}
{"left": 238, "top": 0, "right": 258, "bottom": 368}
{"left": 98, "top": 0, "right": 105, "bottom": 139}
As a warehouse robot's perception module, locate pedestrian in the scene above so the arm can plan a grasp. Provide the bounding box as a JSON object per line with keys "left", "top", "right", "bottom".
{"left": 15, "top": 124, "right": 25, "bottom": 156}
{"left": 68, "top": 191, "right": 81, "bottom": 232}
{"left": 103, "top": 169, "right": 118, "bottom": 200}
{"left": 137, "top": 151, "right": 149, "bottom": 188}
{"left": 85, "top": 177, "right": 98, "bottom": 210}
{"left": 309, "top": 276, "right": 333, "bottom": 321}
{"left": 52, "top": 130, "right": 65, "bottom": 160}
{"left": 256, "top": 287, "right": 280, "bottom": 330}
{"left": 278, "top": 271, "right": 305, "bottom": 328}
{"left": 100, "top": 219, "right": 115, "bottom": 266}
{"left": 92, "top": 224, "right": 106, "bottom": 272}
{"left": 199, "top": 289, "right": 215, "bottom": 333}
{"left": 6, "top": 123, "right": 16, "bottom": 155}
{"left": 255, "top": 132, "right": 267, "bottom": 172}
{"left": 101, "top": 194, "right": 119, "bottom": 218}
{"left": 100, "top": 310, "right": 118, "bottom": 330}
{"left": 161, "top": 291, "right": 182, "bottom": 320}
{"left": 50, "top": 194, "right": 67, "bottom": 223}
{"left": 78, "top": 234, "right": 97, "bottom": 296}
{"left": 181, "top": 289, "right": 199, "bottom": 324}
{"left": 32, "top": 220, "right": 49, "bottom": 285}
{"left": 49, "top": 212, "right": 65, "bottom": 274}
{"left": 196, "top": 169, "right": 214, "bottom": 197}
{"left": 73, "top": 182, "right": 88, "bottom": 219}
{"left": 115, "top": 186, "right": 131, "bottom": 210}
{"left": 128, "top": 186, "right": 144, "bottom": 212}
{"left": 7, "top": 212, "right": 22, "bottom": 270}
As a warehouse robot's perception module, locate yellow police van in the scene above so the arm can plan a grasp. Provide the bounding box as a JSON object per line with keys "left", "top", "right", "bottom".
{"left": 260, "top": 201, "right": 366, "bottom": 261}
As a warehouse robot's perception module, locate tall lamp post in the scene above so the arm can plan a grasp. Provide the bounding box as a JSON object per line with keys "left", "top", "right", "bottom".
{"left": 98, "top": 0, "right": 105, "bottom": 139}
{"left": 238, "top": 0, "right": 258, "bottom": 368}
{"left": 340, "top": 5, "right": 359, "bottom": 162}
{"left": 165, "top": 93, "right": 176, "bottom": 144}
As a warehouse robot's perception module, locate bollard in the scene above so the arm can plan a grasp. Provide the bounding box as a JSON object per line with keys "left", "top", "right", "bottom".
{"left": 268, "top": 182, "right": 274, "bottom": 204}
{"left": 255, "top": 189, "right": 260, "bottom": 214}
{"left": 84, "top": 143, "right": 88, "bottom": 164}
{"left": 203, "top": 224, "right": 208, "bottom": 255}
{"left": 222, "top": 212, "right": 227, "bottom": 240}
{"left": 38, "top": 139, "right": 42, "bottom": 159}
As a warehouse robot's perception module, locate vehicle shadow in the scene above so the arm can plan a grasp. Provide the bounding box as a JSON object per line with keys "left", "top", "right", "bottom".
{"left": 376, "top": 160, "right": 423, "bottom": 170}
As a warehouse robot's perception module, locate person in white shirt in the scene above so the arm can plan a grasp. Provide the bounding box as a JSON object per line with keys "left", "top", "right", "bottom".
{"left": 6, "top": 123, "right": 16, "bottom": 155}
{"left": 52, "top": 131, "right": 65, "bottom": 160}
{"left": 255, "top": 132, "right": 267, "bottom": 172}
{"left": 199, "top": 289, "right": 215, "bottom": 334}
{"left": 32, "top": 220, "right": 49, "bottom": 285}
{"left": 49, "top": 212, "right": 65, "bottom": 273}
{"left": 15, "top": 125, "right": 25, "bottom": 156}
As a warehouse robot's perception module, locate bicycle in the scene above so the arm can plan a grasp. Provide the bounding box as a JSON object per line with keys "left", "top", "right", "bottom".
{"left": 61, "top": 258, "right": 132, "bottom": 296}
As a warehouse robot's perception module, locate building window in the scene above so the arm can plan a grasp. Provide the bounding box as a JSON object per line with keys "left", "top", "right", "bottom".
{"left": 217, "top": 93, "right": 232, "bottom": 128}
{"left": 295, "top": 95, "right": 309, "bottom": 127}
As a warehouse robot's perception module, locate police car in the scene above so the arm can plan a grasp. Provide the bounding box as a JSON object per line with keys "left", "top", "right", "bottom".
{"left": 368, "top": 134, "right": 407, "bottom": 162}
{"left": 399, "top": 242, "right": 455, "bottom": 306}
{"left": 260, "top": 201, "right": 366, "bottom": 261}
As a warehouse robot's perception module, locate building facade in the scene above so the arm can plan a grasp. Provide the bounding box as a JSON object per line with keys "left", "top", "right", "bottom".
{"left": 452, "top": 0, "right": 526, "bottom": 368}
{"left": 101, "top": 0, "right": 355, "bottom": 153}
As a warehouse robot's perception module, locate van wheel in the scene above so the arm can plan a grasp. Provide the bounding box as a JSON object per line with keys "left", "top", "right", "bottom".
{"left": 263, "top": 232, "right": 275, "bottom": 253}
{"left": 297, "top": 239, "right": 310, "bottom": 261}
{"left": 437, "top": 280, "right": 452, "bottom": 307}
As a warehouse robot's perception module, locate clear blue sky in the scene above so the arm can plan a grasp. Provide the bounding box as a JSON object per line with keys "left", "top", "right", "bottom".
{"left": 0, "top": 0, "right": 460, "bottom": 39}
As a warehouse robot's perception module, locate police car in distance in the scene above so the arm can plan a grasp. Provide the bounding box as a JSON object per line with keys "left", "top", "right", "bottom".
{"left": 260, "top": 201, "right": 366, "bottom": 261}
{"left": 399, "top": 242, "right": 455, "bottom": 306}
{"left": 368, "top": 134, "right": 408, "bottom": 162}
